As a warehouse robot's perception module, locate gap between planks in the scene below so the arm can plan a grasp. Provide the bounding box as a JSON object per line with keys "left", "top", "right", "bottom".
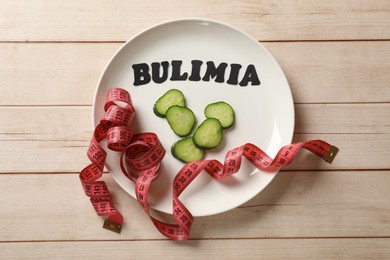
{"left": 1, "top": 39, "right": 390, "bottom": 44}
{"left": 0, "top": 169, "right": 388, "bottom": 175}
{"left": 0, "top": 236, "right": 389, "bottom": 244}
{"left": 1, "top": 101, "right": 390, "bottom": 108}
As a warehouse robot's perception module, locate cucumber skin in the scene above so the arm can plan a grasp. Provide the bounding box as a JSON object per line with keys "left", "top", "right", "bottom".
{"left": 204, "top": 101, "right": 235, "bottom": 129}
{"left": 153, "top": 89, "right": 186, "bottom": 118}
{"left": 153, "top": 106, "right": 167, "bottom": 118}
{"left": 193, "top": 118, "right": 223, "bottom": 150}
{"left": 171, "top": 137, "right": 205, "bottom": 163}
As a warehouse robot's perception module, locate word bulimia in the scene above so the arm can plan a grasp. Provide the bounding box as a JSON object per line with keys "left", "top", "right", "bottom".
{"left": 132, "top": 60, "right": 261, "bottom": 87}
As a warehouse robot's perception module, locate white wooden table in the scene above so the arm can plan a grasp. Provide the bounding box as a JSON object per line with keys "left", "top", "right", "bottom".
{"left": 1, "top": 1, "right": 389, "bottom": 258}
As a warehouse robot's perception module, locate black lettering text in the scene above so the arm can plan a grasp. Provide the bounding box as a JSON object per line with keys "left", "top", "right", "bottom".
{"left": 151, "top": 61, "right": 169, "bottom": 83}
{"left": 132, "top": 63, "right": 151, "bottom": 86}
{"left": 202, "top": 61, "right": 227, "bottom": 83}
{"left": 170, "top": 60, "right": 188, "bottom": 81}
{"left": 239, "top": 64, "right": 260, "bottom": 86}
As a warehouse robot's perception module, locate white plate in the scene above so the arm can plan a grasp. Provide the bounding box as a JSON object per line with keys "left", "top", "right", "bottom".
{"left": 93, "top": 18, "right": 294, "bottom": 217}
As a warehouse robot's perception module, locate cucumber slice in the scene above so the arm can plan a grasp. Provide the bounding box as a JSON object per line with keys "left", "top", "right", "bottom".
{"left": 166, "top": 105, "right": 196, "bottom": 137}
{"left": 171, "top": 137, "right": 205, "bottom": 163}
{"left": 193, "top": 118, "right": 223, "bottom": 149}
{"left": 153, "top": 89, "right": 186, "bottom": 117}
{"left": 204, "top": 101, "right": 235, "bottom": 129}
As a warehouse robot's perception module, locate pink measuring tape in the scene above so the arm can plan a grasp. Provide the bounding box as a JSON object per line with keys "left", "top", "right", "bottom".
{"left": 79, "top": 88, "right": 338, "bottom": 240}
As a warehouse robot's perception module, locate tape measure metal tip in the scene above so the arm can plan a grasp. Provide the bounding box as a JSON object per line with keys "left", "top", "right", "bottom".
{"left": 103, "top": 219, "right": 122, "bottom": 234}
{"left": 324, "top": 145, "right": 339, "bottom": 164}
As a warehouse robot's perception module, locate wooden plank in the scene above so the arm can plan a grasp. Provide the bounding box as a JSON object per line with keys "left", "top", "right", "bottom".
{"left": 0, "top": 43, "right": 115, "bottom": 106}
{"left": 0, "top": 140, "right": 91, "bottom": 173}
{"left": 288, "top": 133, "right": 390, "bottom": 170}
{"left": 0, "top": 106, "right": 92, "bottom": 141}
{"left": 0, "top": 133, "right": 388, "bottom": 172}
{"left": 0, "top": 1, "right": 387, "bottom": 258}
{"left": 294, "top": 104, "right": 390, "bottom": 134}
{"left": 1, "top": 41, "right": 389, "bottom": 105}
{"left": 1, "top": 105, "right": 388, "bottom": 172}
{"left": 0, "top": 171, "right": 388, "bottom": 241}
{"left": 265, "top": 41, "right": 390, "bottom": 104}
{"left": 0, "top": 239, "right": 389, "bottom": 259}
{"left": 1, "top": 104, "right": 388, "bottom": 142}
{"left": 1, "top": 0, "right": 389, "bottom": 41}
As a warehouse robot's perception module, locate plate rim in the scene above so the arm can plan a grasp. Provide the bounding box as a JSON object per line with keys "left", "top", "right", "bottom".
{"left": 92, "top": 17, "right": 295, "bottom": 216}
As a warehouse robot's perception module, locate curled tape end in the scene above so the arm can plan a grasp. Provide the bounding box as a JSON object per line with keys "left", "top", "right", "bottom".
{"left": 103, "top": 219, "right": 122, "bottom": 234}
{"left": 324, "top": 145, "right": 339, "bottom": 164}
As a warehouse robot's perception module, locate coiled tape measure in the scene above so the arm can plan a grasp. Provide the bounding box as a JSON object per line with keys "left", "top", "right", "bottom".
{"left": 80, "top": 88, "right": 338, "bottom": 239}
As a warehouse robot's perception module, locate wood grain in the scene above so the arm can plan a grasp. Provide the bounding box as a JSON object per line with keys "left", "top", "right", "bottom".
{"left": 294, "top": 104, "right": 390, "bottom": 134}
{"left": 0, "top": 171, "right": 389, "bottom": 241}
{"left": 1, "top": 0, "right": 389, "bottom": 41}
{"left": 0, "top": 133, "right": 388, "bottom": 173}
{"left": 1, "top": 41, "right": 389, "bottom": 105}
{"left": 0, "top": 0, "right": 389, "bottom": 257}
{"left": 1, "top": 239, "right": 389, "bottom": 259}
{"left": 0, "top": 133, "right": 388, "bottom": 172}
{"left": 1, "top": 104, "right": 388, "bottom": 172}
{"left": 1, "top": 104, "right": 389, "bottom": 141}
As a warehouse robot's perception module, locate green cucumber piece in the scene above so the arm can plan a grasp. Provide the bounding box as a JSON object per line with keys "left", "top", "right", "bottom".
{"left": 153, "top": 89, "right": 186, "bottom": 117}
{"left": 171, "top": 137, "right": 205, "bottom": 163}
{"left": 193, "top": 118, "right": 223, "bottom": 149}
{"left": 204, "top": 101, "right": 235, "bottom": 129}
{"left": 166, "top": 105, "right": 196, "bottom": 137}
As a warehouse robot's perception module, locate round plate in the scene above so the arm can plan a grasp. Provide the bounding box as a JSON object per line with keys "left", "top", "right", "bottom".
{"left": 93, "top": 18, "right": 294, "bottom": 217}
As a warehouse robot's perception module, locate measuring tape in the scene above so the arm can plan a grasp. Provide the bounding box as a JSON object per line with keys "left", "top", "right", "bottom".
{"left": 79, "top": 88, "right": 339, "bottom": 239}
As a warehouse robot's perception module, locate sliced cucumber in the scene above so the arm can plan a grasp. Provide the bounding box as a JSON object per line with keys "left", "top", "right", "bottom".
{"left": 171, "top": 137, "right": 205, "bottom": 163}
{"left": 166, "top": 105, "right": 196, "bottom": 137}
{"left": 204, "top": 101, "right": 235, "bottom": 129}
{"left": 193, "top": 118, "right": 223, "bottom": 149}
{"left": 153, "top": 89, "right": 186, "bottom": 117}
